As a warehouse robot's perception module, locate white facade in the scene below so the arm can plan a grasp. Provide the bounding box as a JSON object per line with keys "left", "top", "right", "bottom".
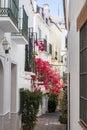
{"left": 64, "top": 0, "right": 87, "bottom": 130}
{"left": 50, "top": 21, "right": 62, "bottom": 74}
{"left": 0, "top": 0, "right": 34, "bottom": 130}
{"left": 33, "top": 3, "right": 52, "bottom": 116}
{"left": 34, "top": 4, "right": 51, "bottom": 62}
{"left": 61, "top": 27, "right": 67, "bottom": 80}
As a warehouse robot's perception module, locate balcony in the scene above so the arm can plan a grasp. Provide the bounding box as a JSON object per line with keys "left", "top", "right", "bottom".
{"left": 11, "top": 7, "right": 28, "bottom": 44}
{"left": 0, "top": 0, "right": 19, "bottom": 32}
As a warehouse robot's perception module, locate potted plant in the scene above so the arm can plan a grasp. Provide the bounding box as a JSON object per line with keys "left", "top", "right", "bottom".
{"left": 59, "top": 87, "right": 67, "bottom": 130}
{"left": 19, "top": 89, "right": 42, "bottom": 130}
{"left": 48, "top": 93, "right": 58, "bottom": 112}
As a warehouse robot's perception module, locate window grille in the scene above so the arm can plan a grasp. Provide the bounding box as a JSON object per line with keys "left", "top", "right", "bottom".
{"left": 80, "top": 21, "right": 87, "bottom": 127}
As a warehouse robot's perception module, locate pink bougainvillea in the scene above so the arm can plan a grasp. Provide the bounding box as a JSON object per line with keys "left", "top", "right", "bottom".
{"left": 34, "top": 40, "right": 45, "bottom": 51}
{"left": 33, "top": 58, "right": 63, "bottom": 96}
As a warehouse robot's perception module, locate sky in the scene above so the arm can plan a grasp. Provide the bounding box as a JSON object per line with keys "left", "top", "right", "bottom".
{"left": 37, "top": 0, "right": 64, "bottom": 17}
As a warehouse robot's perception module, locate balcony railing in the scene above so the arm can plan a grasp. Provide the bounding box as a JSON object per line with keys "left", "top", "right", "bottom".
{"left": 19, "top": 7, "right": 28, "bottom": 41}
{"left": 0, "top": 0, "right": 19, "bottom": 28}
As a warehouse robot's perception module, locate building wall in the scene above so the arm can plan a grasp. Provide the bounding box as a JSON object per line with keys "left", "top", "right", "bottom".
{"left": 0, "top": 0, "right": 34, "bottom": 129}
{"left": 67, "top": 0, "right": 86, "bottom": 130}
{"left": 33, "top": 4, "right": 52, "bottom": 116}
{"left": 34, "top": 13, "right": 51, "bottom": 62}
{"left": 50, "top": 23, "right": 62, "bottom": 74}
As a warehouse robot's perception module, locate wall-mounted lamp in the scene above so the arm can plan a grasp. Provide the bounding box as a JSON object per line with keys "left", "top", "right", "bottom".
{"left": 2, "top": 37, "right": 11, "bottom": 54}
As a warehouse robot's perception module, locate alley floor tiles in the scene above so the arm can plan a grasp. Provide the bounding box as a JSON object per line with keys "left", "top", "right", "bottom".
{"left": 34, "top": 112, "right": 67, "bottom": 130}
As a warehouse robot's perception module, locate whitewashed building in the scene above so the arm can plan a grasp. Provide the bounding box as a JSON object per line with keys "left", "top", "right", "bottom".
{"left": 0, "top": 0, "right": 34, "bottom": 130}
{"left": 33, "top": 3, "right": 52, "bottom": 116}
{"left": 0, "top": 0, "right": 54, "bottom": 129}
{"left": 63, "top": 0, "right": 87, "bottom": 130}
{"left": 33, "top": 3, "right": 51, "bottom": 62}
{"left": 50, "top": 19, "right": 62, "bottom": 75}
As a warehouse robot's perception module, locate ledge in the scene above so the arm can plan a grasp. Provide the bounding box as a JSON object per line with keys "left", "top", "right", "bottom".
{"left": 79, "top": 121, "right": 87, "bottom": 130}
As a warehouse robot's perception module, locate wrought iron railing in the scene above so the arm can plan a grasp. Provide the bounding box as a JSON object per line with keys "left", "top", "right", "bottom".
{"left": 25, "top": 44, "right": 29, "bottom": 71}
{"left": 25, "top": 28, "right": 36, "bottom": 72}
{"left": 25, "top": 39, "right": 35, "bottom": 72}
{"left": 0, "top": 0, "right": 19, "bottom": 28}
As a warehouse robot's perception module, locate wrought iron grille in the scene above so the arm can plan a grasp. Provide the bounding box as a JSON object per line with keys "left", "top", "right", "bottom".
{"left": 0, "top": 0, "right": 19, "bottom": 27}
{"left": 25, "top": 38, "right": 34, "bottom": 72}
{"left": 80, "top": 21, "right": 87, "bottom": 127}
{"left": 25, "top": 44, "right": 29, "bottom": 71}
{"left": 25, "top": 28, "right": 36, "bottom": 72}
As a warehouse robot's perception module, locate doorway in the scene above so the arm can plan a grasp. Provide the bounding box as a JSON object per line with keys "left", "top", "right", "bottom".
{"left": 11, "top": 63, "right": 17, "bottom": 112}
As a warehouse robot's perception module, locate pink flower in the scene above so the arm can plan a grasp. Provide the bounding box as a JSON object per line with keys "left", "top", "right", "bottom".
{"left": 34, "top": 58, "right": 64, "bottom": 95}
{"left": 34, "top": 40, "right": 38, "bottom": 46}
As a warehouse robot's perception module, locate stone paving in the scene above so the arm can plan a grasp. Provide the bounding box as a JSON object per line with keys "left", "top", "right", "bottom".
{"left": 34, "top": 111, "right": 67, "bottom": 130}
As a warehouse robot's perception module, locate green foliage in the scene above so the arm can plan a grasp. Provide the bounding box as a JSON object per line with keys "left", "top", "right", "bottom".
{"left": 59, "top": 87, "right": 67, "bottom": 124}
{"left": 48, "top": 93, "right": 58, "bottom": 112}
{"left": 19, "top": 89, "right": 42, "bottom": 130}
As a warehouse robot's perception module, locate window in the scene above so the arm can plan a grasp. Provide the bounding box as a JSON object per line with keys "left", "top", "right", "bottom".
{"left": 49, "top": 44, "right": 52, "bottom": 54}
{"left": 44, "top": 39, "right": 47, "bottom": 52}
{"left": 80, "top": 21, "right": 87, "bottom": 127}
{"left": 38, "top": 28, "right": 41, "bottom": 40}
{"left": 65, "top": 36, "right": 68, "bottom": 49}
{"left": 44, "top": 35, "right": 47, "bottom": 52}
{"left": 55, "top": 51, "right": 57, "bottom": 60}
{"left": 61, "top": 56, "right": 63, "bottom": 62}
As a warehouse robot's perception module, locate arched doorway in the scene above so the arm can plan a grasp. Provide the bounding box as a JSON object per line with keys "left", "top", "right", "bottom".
{"left": 0, "top": 60, "right": 4, "bottom": 114}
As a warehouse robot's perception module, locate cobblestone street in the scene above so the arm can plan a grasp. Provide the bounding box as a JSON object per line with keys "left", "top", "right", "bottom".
{"left": 34, "top": 112, "right": 67, "bottom": 130}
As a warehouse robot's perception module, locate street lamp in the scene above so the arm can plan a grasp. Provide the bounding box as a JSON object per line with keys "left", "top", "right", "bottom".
{"left": 2, "top": 37, "right": 10, "bottom": 54}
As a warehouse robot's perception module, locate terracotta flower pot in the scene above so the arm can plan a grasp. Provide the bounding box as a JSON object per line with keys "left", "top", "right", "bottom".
{"left": 23, "top": 125, "right": 29, "bottom": 130}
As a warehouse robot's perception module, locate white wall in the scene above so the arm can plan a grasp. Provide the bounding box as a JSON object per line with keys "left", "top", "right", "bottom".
{"left": 33, "top": 10, "right": 51, "bottom": 115}
{"left": 34, "top": 13, "right": 51, "bottom": 62}
{"left": 68, "top": 0, "right": 86, "bottom": 130}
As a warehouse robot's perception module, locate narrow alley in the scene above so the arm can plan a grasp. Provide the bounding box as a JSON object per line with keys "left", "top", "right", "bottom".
{"left": 34, "top": 112, "right": 67, "bottom": 130}
{"left": 1, "top": 0, "right": 87, "bottom": 130}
